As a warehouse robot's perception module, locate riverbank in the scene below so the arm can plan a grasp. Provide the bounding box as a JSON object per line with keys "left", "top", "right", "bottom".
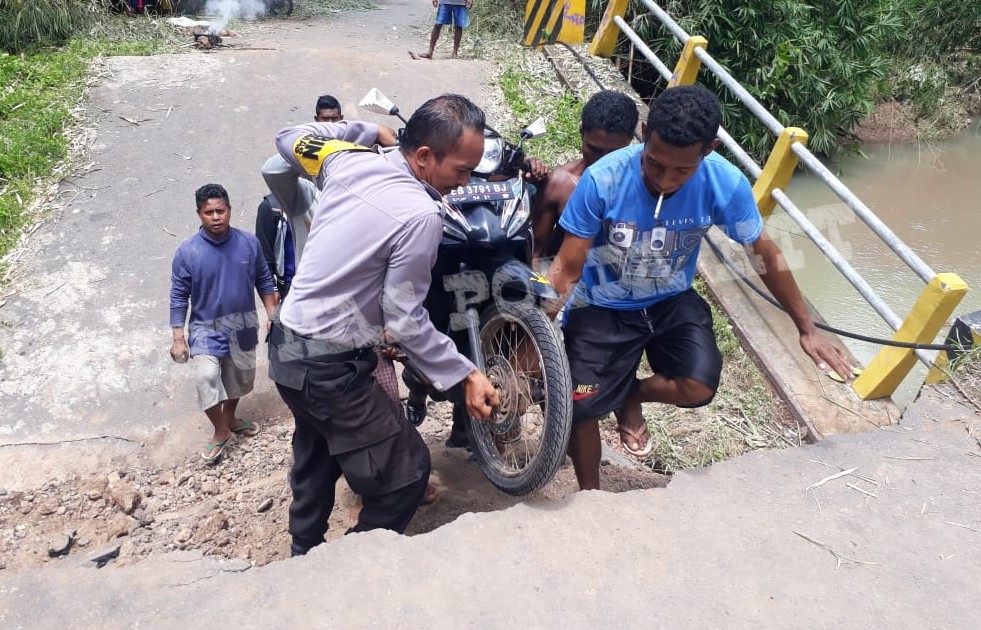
{"left": 852, "top": 99, "right": 979, "bottom": 144}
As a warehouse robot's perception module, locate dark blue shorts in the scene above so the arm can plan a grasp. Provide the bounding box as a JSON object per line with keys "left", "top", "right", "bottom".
{"left": 562, "top": 289, "right": 723, "bottom": 423}
{"left": 436, "top": 3, "right": 470, "bottom": 27}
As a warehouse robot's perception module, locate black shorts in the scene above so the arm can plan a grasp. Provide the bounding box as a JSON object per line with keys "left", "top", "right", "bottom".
{"left": 562, "top": 289, "right": 723, "bottom": 423}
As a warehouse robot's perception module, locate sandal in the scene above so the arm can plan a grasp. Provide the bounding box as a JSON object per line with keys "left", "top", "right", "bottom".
{"left": 618, "top": 423, "right": 653, "bottom": 458}
{"left": 201, "top": 439, "right": 230, "bottom": 464}
{"left": 231, "top": 418, "right": 261, "bottom": 437}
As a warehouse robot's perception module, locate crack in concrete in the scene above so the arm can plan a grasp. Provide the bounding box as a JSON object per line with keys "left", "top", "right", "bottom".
{"left": 0, "top": 435, "right": 137, "bottom": 448}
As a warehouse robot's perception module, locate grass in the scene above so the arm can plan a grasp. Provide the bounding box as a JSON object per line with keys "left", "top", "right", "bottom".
{"left": 294, "top": 0, "right": 376, "bottom": 17}
{"left": 943, "top": 344, "right": 981, "bottom": 414}
{"left": 0, "top": 15, "right": 180, "bottom": 265}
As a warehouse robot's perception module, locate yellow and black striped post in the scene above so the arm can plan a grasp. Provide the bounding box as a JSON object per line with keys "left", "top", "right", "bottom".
{"left": 524, "top": 0, "right": 585, "bottom": 48}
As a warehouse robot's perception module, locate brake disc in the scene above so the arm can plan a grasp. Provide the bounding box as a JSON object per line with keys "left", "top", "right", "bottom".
{"left": 484, "top": 355, "right": 523, "bottom": 438}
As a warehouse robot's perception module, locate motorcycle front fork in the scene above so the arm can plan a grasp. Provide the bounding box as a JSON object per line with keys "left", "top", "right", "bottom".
{"left": 464, "top": 306, "right": 485, "bottom": 373}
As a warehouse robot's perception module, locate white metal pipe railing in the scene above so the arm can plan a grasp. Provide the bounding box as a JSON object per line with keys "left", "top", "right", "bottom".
{"left": 636, "top": 0, "right": 690, "bottom": 45}
{"left": 772, "top": 188, "right": 936, "bottom": 367}
{"left": 613, "top": 15, "right": 672, "bottom": 80}
{"left": 691, "top": 47, "right": 785, "bottom": 136}
{"left": 613, "top": 15, "right": 763, "bottom": 178}
{"left": 607, "top": 7, "right": 941, "bottom": 366}
{"left": 789, "top": 143, "right": 937, "bottom": 283}
{"left": 632, "top": 0, "right": 938, "bottom": 284}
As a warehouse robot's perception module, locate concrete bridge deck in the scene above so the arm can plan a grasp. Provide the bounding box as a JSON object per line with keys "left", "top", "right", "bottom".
{"left": 2, "top": 386, "right": 978, "bottom": 629}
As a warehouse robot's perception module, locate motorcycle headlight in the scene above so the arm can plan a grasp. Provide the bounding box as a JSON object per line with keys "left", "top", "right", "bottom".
{"left": 475, "top": 137, "right": 505, "bottom": 176}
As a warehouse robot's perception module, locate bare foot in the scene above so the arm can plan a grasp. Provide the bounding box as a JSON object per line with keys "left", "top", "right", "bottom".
{"left": 347, "top": 496, "right": 363, "bottom": 523}
{"left": 422, "top": 483, "right": 438, "bottom": 505}
{"left": 410, "top": 51, "right": 432, "bottom": 60}
{"left": 451, "top": 53, "right": 460, "bottom": 59}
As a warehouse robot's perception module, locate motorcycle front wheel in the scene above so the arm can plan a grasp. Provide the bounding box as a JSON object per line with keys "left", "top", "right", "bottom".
{"left": 267, "top": 0, "right": 293, "bottom": 15}
{"left": 464, "top": 301, "right": 572, "bottom": 496}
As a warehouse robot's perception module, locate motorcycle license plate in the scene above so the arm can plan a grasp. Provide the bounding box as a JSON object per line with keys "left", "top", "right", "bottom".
{"left": 446, "top": 182, "right": 514, "bottom": 204}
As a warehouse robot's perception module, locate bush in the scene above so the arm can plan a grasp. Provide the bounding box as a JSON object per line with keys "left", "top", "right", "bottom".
{"left": 0, "top": 0, "right": 107, "bottom": 53}
{"left": 620, "top": 0, "right": 900, "bottom": 158}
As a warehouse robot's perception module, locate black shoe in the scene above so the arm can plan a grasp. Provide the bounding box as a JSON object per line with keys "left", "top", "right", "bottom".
{"left": 406, "top": 402, "right": 427, "bottom": 427}
{"left": 445, "top": 422, "right": 469, "bottom": 449}
{"left": 290, "top": 539, "right": 321, "bottom": 557}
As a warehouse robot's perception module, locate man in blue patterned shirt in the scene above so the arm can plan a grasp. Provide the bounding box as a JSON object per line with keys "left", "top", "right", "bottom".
{"left": 548, "top": 87, "right": 853, "bottom": 490}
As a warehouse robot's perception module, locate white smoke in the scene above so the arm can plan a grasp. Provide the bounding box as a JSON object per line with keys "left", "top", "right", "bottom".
{"left": 205, "top": 0, "right": 267, "bottom": 33}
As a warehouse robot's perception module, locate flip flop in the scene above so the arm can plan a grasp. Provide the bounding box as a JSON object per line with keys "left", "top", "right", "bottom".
{"left": 201, "top": 439, "right": 230, "bottom": 464}
{"left": 618, "top": 423, "right": 654, "bottom": 458}
{"left": 231, "top": 419, "right": 261, "bottom": 437}
{"left": 826, "top": 367, "right": 863, "bottom": 384}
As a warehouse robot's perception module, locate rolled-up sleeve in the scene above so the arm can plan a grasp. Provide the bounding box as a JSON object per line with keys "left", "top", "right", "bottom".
{"left": 274, "top": 120, "right": 381, "bottom": 179}
{"left": 382, "top": 213, "right": 475, "bottom": 391}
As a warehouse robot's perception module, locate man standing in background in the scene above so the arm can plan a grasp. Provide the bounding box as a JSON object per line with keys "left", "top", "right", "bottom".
{"left": 413, "top": 0, "right": 473, "bottom": 60}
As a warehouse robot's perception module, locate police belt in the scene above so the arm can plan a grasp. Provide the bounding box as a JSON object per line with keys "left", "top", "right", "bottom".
{"left": 269, "top": 321, "right": 373, "bottom": 362}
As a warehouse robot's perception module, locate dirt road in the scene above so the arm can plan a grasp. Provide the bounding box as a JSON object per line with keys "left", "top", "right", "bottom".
{"left": 0, "top": 0, "right": 498, "bottom": 483}
{"left": 0, "top": 2, "right": 668, "bottom": 574}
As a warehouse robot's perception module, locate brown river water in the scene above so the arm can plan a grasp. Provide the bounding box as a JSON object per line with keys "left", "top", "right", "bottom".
{"left": 768, "top": 122, "right": 981, "bottom": 408}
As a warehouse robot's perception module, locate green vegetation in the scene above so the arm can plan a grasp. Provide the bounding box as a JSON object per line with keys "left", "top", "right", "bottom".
{"left": 294, "top": 0, "right": 376, "bottom": 17}
{"left": 498, "top": 65, "right": 582, "bottom": 166}
{"left": 945, "top": 345, "right": 981, "bottom": 414}
{"left": 612, "top": 0, "right": 979, "bottom": 157}
{"left": 0, "top": 2, "right": 180, "bottom": 262}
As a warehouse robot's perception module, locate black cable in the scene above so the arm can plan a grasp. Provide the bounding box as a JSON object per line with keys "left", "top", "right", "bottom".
{"left": 704, "top": 237, "right": 960, "bottom": 353}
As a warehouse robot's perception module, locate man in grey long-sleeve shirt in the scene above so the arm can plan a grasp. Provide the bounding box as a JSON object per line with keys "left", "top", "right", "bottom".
{"left": 170, "top": 184, "right": 278, "bottom": 464}
{"left": 267, "top": 94, "right": 499, "bottom": 555}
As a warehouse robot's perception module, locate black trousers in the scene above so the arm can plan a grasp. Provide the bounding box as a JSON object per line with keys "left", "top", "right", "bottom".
{"left": 269, "top": 326, "right": 431, "bottom": 549}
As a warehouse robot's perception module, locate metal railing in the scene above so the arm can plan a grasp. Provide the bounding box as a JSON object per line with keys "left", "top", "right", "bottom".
{"left": 589, "top": 0, "right": 969, "bottom": 399}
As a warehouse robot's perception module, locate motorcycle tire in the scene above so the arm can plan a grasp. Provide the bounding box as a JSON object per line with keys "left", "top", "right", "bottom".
{"left": 267, "top": 0, "right": 293, "bottom": 16}
{"left": 464, "top": 301, "right": 572, "bottom": 496}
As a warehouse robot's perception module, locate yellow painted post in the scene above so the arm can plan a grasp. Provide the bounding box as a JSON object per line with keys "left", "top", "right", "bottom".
{"left": 588, "top": 0, "right": 629, "bottom": 57}
{"left": 752, "top": 127, "right": 808, "bottom": 218}
{"left": 668, "top": 36, "right": 708, "bottom": 87}
{"left": 558, "top": 0, "right": 586, "bottom": 45}
{"left": 853, "top": 273, "right": 969, "bottom": 399}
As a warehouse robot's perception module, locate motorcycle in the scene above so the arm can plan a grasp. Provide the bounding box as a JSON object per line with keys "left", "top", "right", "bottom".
{"left": 360, "top": 89, "right": 573, "bottom": 496}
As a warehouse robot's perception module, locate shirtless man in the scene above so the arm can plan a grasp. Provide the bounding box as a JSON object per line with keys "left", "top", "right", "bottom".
{"left": 532, "top": 90, "right": 639, "bottom": 261}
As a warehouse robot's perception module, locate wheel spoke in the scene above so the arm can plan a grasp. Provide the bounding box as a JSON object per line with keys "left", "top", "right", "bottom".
{"left": 473, "top": 308, "right": 560, "bottom": 486}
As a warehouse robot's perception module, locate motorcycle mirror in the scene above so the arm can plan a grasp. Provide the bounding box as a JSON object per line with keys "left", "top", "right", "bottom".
{"left": 521, "top": 117, "right": 547, "bottom": 139}
{"left": 359, "top": 88, "right": 402, "bottom": 120}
